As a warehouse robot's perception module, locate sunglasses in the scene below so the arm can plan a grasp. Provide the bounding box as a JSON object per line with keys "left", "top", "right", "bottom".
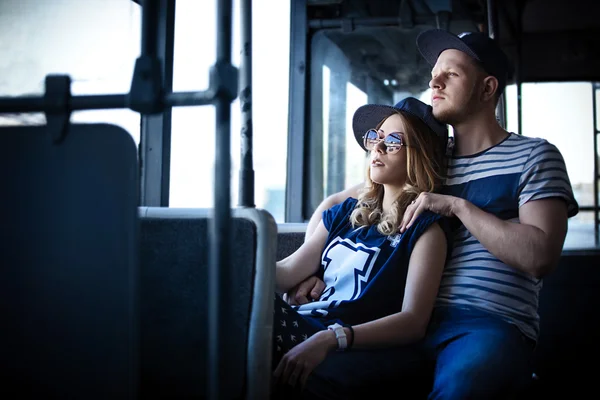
{"left": 362, "top": 129, "right": 408, "bottom": 154}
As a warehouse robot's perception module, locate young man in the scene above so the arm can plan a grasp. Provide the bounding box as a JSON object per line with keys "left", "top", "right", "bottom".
{"left": 289, "top": 29, "right": 579, "bottom": 399}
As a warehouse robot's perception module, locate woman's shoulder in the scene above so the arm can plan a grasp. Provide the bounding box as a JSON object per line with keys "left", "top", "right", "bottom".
{"left": 322, "top": 197, "right": 358, "bottom": 231}
{"left": 328, "top": 196, "right": 359, "bottom": 215}
{"left": 406, "top": 211, "right": 453, "bottom": 252}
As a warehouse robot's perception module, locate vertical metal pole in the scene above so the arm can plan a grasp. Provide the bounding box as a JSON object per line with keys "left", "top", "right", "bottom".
{"left": 516, "top": 76, "right": 522, "bottom": 135}
{"left": 592, "top": 83, "right": 599, "bottom": 245}
{"left": 141, "top": 0, "right": 159, "bottom": 57}
{"left": 140, "top": 0, "right": 175, "bottom": 207}
{"left": 239, "top": 0, "right": 255, "bottom": 207}
{"left": 516, "top": 0, "right": 524, "bottom": 136}
{"left": 326, "top": 71, "right": 346, "bottom": 197}
{"left": 209, "top": 0, "right": 233, "bottom": 399}
{"left": 486, "top": 0, "right": 507, "bottom": 129}
{"left": 286, "top": 0, "right": 308, "bottom": 222}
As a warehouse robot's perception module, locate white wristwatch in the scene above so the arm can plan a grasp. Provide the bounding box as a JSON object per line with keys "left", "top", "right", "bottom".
{"left": 327, "top": 323, "right": 347, "bottom": 351}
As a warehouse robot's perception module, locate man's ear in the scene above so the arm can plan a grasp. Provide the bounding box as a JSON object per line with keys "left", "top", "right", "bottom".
{"left": 481, "top": 76, "right": 499, "bottom": 102}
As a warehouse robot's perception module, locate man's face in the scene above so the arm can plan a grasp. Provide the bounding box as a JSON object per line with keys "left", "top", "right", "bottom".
{"left": 428, "top": 49, "right": 485, "bottom": 125}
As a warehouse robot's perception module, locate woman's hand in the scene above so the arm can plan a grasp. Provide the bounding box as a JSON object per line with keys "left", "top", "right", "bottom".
{"left": 273, "top": 329, "right": 337, "bottom": 389}
{"left": 283, "top": 276, "right": 326, "bottom": 305}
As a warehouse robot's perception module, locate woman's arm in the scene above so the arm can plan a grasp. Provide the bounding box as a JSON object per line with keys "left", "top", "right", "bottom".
{"left": 276, "top": 220, "right": 329, "bottom": 294}
{"left": 273, "top": 222, "right": 447, "bottom": 388}
{"left": 305, "top": 183, "right": 363, "bottom": 241}
{"left": 346, "top": 222, "right": 447, "bottom": 347}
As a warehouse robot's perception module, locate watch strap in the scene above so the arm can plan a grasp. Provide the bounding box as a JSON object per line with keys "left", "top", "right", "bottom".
{"left": 327, "top": 323, "right": 347, "bottom": 351}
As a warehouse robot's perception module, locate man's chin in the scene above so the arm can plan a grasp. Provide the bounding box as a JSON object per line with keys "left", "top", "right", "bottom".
{"left": 432, "top": 106, "right": 453, "bottom": 124}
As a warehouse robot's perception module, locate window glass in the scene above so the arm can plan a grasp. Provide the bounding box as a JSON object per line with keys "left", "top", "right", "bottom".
{"left": 321, "top": 67, "right": 368, "bottom": 197}
{"left": 345, "top": 82, "right": 368, "bottom": 188}
{"left": 169, "top": 0, "right": 290, "bottom": 222}
{"left": 505, "top": 82, "right": 597, "bottom": 249}
{"left": 0, "top": 0, "right": 141, "bottom": 143}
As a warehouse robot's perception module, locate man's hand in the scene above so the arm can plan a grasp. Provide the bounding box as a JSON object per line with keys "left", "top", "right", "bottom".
{"left": 283, "top": 276, "right": 326, "bottom": 305}
{"left": 400, "top": 192, "right": 460, "bottom": 233}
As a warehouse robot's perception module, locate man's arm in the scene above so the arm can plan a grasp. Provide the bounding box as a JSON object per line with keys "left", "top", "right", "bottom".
{"left": 454, "top": 197, "right": 567, "bottom": 278}
{"left": 305, "top": 183, "right": 363, "bottom": 240}
{"left": 400, "top": 193, "right": 568, "bottom": 278}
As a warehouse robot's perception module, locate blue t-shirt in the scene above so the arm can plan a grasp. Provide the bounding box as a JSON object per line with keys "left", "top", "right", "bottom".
{"left": 295, "top": 197, "right": 450, "bottom": 326}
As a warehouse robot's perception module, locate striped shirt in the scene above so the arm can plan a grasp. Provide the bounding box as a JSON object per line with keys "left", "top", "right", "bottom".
{"left": 438, "top": 133, "right": 579, "bottom": 341}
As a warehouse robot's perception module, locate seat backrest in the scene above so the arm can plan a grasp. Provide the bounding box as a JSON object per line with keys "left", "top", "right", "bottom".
{"left": 138, "top": 207, "right": 277, "bottom": 400}
{"left": 276, "top": 223, "right": 307, "bottom": 261}
{"left": 0, "top": 124, "right": 139, "bottom": 399}
{"left": 533, "top": 249, "right": 600, "bottom": 395}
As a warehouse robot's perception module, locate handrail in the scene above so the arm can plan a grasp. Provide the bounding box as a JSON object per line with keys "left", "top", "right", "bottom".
{"left": 0, "top": 90, "right": 217, "bottom": 114}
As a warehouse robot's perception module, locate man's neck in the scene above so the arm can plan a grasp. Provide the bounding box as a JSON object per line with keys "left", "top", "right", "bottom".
{"left": 452, "top": 111, "right": 509, "bottom": 156}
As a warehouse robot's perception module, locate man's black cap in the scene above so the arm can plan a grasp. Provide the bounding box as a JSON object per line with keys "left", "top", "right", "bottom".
{"left": 416, "top": 29, "right": 513, "bottom": 94}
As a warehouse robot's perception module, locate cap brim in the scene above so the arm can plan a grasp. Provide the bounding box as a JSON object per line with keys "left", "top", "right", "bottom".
{"left": 352, "top": 104, "right": 403, "bottom": 151}
{"left": 416, "top": 29, "right": 480, "bottom": 66}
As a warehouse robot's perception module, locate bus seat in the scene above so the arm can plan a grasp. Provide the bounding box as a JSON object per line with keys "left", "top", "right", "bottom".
{"left": 138, "top": 206, "right": 277, "bottom": 400}
{"left": 529, "top": 249, "right": 600, "bottom": 397}
{"left": 0, "top": 124, "right": 139, "bottom": 399}
{"left": 276, "top": 223, "right": 307, "bottom": 260}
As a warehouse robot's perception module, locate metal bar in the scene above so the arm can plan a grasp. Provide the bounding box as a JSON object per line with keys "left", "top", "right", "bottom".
{"left": 308, "top": 15, "right": 440, "bottom": 29}
{"left": 592, "top": 82, "right": 599, "bottom": 245}
{"left": 239, "top": 0, "right": 255, "bottom": 207}
{"left": 285, "top": 0, "right": 308, "bottom": 222}
{"left": 209, "top": 0, "right": 234, "bottom": 399}
{"left": 0, "top": 94, "right": 127, "bottom": 113}
{"left": 139, "top": 0, "right": 175, "bottom": 207}
{"left": 326, "top": 70, "right": 346, "bottom": 197}
{"left": 516, "top": 0, "right": 524, "bottom": 135}
{"left": 141, "top": 0, "right": 159, "bottom": 57}
{"left": 0, "top": 91, "right": 215, "bottom": 114}
{"left": 486, "top": 0, "right": 497, "bottom": 38}
{"left": 486, "top": 0, "right": 507, "bottom": 129}
{"left": 163, "top": 90, "right": 215, "bottom": 107}
{"left": 216, "top": 0, "right": 232, "bottom": 63}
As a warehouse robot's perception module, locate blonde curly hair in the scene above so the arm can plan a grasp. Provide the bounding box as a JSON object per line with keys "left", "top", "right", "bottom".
{"left": 349, "top": 110, "right": 446, "bottom": 236}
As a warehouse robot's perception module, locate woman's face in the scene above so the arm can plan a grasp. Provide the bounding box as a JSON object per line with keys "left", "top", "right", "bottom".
{"left": 368, "top": 113, "right": 409, "bottom": 186}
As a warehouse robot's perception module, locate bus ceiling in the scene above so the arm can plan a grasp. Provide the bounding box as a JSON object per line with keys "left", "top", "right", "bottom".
{"left": 129, "top": 0, "right": 600, "bottom": 86}
{"left": 305, "top": 0, "right": 600, "bottom": 88}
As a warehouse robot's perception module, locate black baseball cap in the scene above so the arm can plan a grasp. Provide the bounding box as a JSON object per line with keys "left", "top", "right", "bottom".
{"left": 416, "top": 29, "right": 513, "bottom": 94}
{"left": 352, "top": 97, "right": 448, "bottom": 151}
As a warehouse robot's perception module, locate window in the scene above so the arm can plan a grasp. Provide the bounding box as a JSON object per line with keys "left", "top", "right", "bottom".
{"left": 169, "top": 0, "right": 290, "bottom": 222}
{"left": 344, "top": 82, "right": 369, "bottom": 189}
{"left": 0, "top": 0, "right": 141, "bottom": 143}
{"left": 505, "top": 82, "right": 598, "bottom": 249}
{"left": 321, "top": 66, "right": 368, "bottom": 197}
{"left": 309, "top": 28, "right": 432, "bottom": 215}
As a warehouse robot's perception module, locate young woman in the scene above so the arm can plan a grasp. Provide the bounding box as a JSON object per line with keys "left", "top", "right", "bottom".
{"left": 272, "top": 97, "right": 451, "bottom": 392}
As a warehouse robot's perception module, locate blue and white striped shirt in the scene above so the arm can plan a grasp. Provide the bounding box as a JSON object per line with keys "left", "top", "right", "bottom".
{"left": 438, "top": 133, "right": 579, "bottom": 341}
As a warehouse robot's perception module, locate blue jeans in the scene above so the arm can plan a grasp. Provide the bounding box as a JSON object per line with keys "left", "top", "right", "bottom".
{"left": 285, "top": 345, "right": 431, "bottom": 400}
{"left": 276, "top": 305, "right": 534, "bottom": 400}
{"left": 423, "top": 306, "right": 535, "bottom": 400}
